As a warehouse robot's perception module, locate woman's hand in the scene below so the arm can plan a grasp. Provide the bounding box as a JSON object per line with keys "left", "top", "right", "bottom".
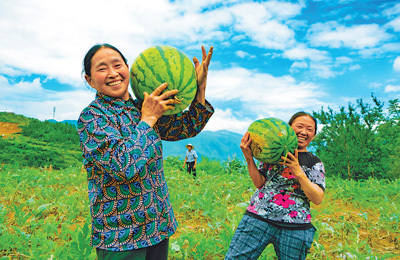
{"left": 141, "top": 83, "right": 180, "bottom": 127}
{"left": 193, "top": 46, "right": 213, "bottom": 105}
{"left": 280, "top": 150, "right": 302, "bottom": 177}
{"left": 240, "top": 132, "right": 253, "bottom": 161}
{"left": 280, "top": 149, "right": 325, "bottom": 205}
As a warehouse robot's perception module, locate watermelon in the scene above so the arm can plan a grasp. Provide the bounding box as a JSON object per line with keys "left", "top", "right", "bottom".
{"left": 130, "top": 46, "right": 197, "bottom": 115}
{"left": 248, "top": 118, "right": 298, "bottom": 164}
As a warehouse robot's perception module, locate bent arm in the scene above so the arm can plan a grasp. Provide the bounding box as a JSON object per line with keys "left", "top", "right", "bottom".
{"left": 295, "top": 172, "right": 325, "bottom": 205}
{"left": 78, "top": 109, "right": 159, "bottom": 182}
{"left": 241, "top": 132, "right": 265, "bottom": 188}
{"left": 246, "top": 157, "right": 265, "bottom": 189}
{"left": 154, "top": 99, "right": 214, "bottom": 141}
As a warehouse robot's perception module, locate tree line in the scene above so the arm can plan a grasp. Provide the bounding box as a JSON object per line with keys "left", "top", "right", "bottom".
{"left": 311, "top": 95, "right": 400, "bottom": 180}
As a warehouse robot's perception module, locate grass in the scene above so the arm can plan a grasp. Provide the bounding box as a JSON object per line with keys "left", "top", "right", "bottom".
{"left": 0, "top": 159, "right": 399, "bottom": 259}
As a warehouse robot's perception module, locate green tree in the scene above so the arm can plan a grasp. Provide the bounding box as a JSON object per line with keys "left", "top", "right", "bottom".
{"left": 376, "top": 99, "right": 400, "bottom": 180}
{"left": 311, "top": 95, "right": 385, "bottom": 180}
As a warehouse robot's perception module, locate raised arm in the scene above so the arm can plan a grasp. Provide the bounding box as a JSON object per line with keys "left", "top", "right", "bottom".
{"left": 241, "top": 132, "right": 266, "bottom": 189}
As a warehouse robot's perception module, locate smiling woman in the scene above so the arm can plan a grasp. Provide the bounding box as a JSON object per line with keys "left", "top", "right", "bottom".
{"left": 77, "top": 43, "right": 214, "bottom": 260}
{"left": 225, "top": 111, "right": 325, "bottom": 260}
{"left": 83, "top": 44, "right": 131, "bottom": 101}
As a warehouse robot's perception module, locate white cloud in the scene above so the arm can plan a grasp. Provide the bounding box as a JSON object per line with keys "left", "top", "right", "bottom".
{"left": 307, "top": 21, "right": 390, "bottom": 49}
{"left": 348, "top": 64, "right": 361, "bottom": 71}
{"left": 229, "top": 1, "right": 302, "bottom": 50}
{"left": 357, "top": 42, "right": 400, "bottom": 58}
{"left": 283, "top": 45, "right": 329, "bottom": 62}
{"left": 290, "top": 61, "right": 309, "bottom": 73}
{"left": 235, "top": 51, "right": 256, "bottom": 59}
{"left": 0, "top": 76, "right": 43, "bottom": 99}
{"left": 383, "top": 2, "right": 400, "bottom": 17}
{"left": 369, "top": 82, "right": 383, "bottom": 89}
{"left": 0, "top": 75, "right": 94, "bottom": 121}
{"left": 207, "top": 67, "right": 327, "bottom": 115}
{"left": 386, "top": 16, "right": 400, "bottom": 32}
{"left": 394, "top": 56, "right": 400, "bottom": 71}
{"left": 335, "top": 56, "right": 353, "bottom": 64}
{"left": 203, "top": 108, "right": 252, "bottom": 134}
{"left": 283, "top": 45, "right": 338, "bottom": 78}
{"left": 385, "top": 84, "right": 400, "bottom": 93}
{"left": 0, "top": 0, "right": 306, "bottom": 88}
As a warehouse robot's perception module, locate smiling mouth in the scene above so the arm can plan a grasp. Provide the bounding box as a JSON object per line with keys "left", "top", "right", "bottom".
{"left": 107, "top": 80, "right": 122, "bottom": 86}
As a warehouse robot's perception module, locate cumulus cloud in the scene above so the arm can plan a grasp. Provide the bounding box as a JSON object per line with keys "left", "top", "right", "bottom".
{"left": 385, "top": 84, "right": 400, "bottom": 93}
{"left": 348, "top": 64, "right": 361, "bottom": 71}
{"left": 235, "top": 51, "right": 256, "bottom": 59}
{"left": 283, "top": 44, "right": 329, "bottom": 62}
{"left": 283, "top": 45, "right": 339, "bottom": 78}
{"left": 228, "top": 1, "right": 302, "bottom": 50}
{"left": 207, "top": 67, "right": 327, "bottom": 116}
{"left": 386, "top": 16, "right": 400, "bottom": 32}
{"left": 307, "top": 21, "right": 390, "bottom": 49}
{"left": 203, "top": 108, "right": 252, "bottom": 134}
{"left": 290, "top": 61, "right": 309, "bottom": 73}
{"left": 0, "top": 75, "right": 94, "bottom": 121}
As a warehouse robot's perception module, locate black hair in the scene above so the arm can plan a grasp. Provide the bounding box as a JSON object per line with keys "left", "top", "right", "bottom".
{"left": 82, "top": 43, "right": 128, "bottom": 77}
{"left": 288, "top": 111, "right": 318, "bottom": 134}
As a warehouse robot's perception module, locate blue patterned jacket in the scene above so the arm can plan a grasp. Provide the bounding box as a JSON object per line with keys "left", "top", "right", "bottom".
{"left": 77, "top": 92, "right": 213, "bottom": 251}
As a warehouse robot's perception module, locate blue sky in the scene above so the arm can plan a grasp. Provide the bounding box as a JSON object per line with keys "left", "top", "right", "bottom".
{"left": 0, "top": 0, "right": 399, "bottom": 134}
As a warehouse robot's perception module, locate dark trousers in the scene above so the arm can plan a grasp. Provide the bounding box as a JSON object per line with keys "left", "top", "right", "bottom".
{"left": 96, "top": 238, "right": 169, "bottom": 260}
{"left": 187, "top": 161, "right": 196, "bottom": 177}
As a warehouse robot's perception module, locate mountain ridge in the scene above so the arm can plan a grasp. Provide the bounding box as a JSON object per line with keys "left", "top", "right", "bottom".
{"left": 48, "top": 118, "right": 244, "bottom": 162}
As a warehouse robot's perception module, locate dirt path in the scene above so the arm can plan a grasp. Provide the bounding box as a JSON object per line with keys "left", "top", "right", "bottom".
{"left": 0, "top": 122, "right": 21, "bottom": 137}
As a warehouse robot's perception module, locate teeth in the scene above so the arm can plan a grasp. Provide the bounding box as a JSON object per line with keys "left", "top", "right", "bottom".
{"left": 108, "top": 81, "right": 121, "bottom": 86}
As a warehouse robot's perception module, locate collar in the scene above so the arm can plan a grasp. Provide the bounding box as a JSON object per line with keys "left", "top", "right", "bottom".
{"left": 95, "top": 92, "right": 138, "bottom": 111}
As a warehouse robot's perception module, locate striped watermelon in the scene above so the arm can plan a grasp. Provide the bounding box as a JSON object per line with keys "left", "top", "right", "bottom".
{"left": 130, "top": 46, "right": 197, "bottom": 115}
{"left": 248, "top": 118, "right": 298, "bottom": 164}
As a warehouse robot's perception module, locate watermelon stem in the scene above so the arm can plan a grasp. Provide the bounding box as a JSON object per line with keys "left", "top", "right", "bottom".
{"left": 283, "top": 148, "right": 288, "bottom": 163}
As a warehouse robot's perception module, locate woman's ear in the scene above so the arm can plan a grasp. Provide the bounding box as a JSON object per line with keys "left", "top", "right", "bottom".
{"left": 85, "top": 75, "right": 94, "bottom": 88}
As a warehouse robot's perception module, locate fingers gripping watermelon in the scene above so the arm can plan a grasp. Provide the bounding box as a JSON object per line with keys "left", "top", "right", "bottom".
{"left": 248, "top": 118, "right": 298, "bottom": 164}
{"left": 130, "top": 46, "right": 197, "bottom": 115}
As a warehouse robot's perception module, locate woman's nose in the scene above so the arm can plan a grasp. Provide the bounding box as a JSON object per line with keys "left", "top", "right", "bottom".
{"left": 109, "top": 68, "right": 118, "bottom": 77}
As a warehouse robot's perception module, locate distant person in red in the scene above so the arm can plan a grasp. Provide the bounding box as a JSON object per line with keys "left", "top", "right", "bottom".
{"left": 182, "top": 144, "right": 198, "bottom": 178}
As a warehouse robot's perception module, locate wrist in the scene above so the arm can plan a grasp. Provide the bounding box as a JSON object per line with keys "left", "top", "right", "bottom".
{"left": 141, "top": 116, "right": 158, "bottom": 127}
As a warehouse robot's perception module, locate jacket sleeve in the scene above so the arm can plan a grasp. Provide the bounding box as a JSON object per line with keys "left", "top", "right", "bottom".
{"left": 78, "top": 107, "right": 161, "bottom": 182}
{"left": 154, "top": 99, "right": 214, "bottom": 141}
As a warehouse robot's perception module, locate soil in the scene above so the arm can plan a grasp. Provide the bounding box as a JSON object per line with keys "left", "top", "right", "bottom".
{"left": 0, "top": 122, "right": 21, "bottom": 137}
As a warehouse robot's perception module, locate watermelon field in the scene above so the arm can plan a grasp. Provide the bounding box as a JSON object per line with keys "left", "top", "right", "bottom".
{"left": 0, "top": 158, "right": 399, "bottom": 259}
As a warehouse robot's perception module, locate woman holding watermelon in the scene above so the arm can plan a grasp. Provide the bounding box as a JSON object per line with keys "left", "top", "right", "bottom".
{"left": 78, "top": 43, "right": 213, "bottom": 260}
{"left": 225, "top": 112, "right": 325, "bottom": 260}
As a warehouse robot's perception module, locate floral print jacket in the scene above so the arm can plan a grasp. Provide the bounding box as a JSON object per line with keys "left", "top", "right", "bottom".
{"left": 247, "top": 152, "right": 325, "bottom": 225}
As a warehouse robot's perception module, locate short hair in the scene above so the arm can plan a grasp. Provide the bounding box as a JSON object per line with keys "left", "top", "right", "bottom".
{"left": 288, "top": 111, "right": 318, "bottom": 134}
{"left": 83, "top": 43, "right": 128, "bottom": 77}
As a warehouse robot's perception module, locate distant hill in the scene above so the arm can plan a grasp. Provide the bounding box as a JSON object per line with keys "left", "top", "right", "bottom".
{"left": 48, "top": 119, "right": 77, "bottom": 127}
{"left": 2, "top": 113, "right": 244, "bottom": 164}
{"left": 162, "top": 130, "right": 244, "bottom": 162}
{"left": 49, "top": 119, "right": 244, "bottom": 162}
